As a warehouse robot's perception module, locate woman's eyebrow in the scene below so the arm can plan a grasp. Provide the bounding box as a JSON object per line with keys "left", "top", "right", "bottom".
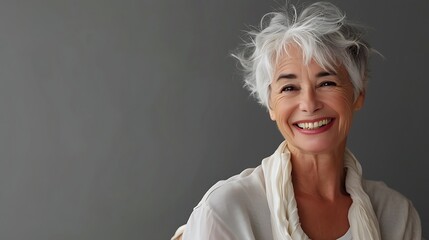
{"left": 276, "top": 71, "right": 335, "bottom": 81}
{"left": 276, "top": 73, "right": 297, "bottom": 81}
{"left": 316, "top": 71, "right": 336, "bottom": 77}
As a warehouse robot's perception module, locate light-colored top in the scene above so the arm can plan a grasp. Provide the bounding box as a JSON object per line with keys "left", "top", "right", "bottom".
{"left": 337, "top": 229, "right": 352, "bottom": 240}
{"left": 178, "top": 143, "right": 422, "bottom": 240}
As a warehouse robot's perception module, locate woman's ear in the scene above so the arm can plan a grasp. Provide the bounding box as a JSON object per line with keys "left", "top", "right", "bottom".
{"left": 268, "top": 107, "right": 276, "bottom": 121}
{"left": 267, "top": 87, "right": 277, "bottom": 121}
{"left": 354, "top": 91, "right": 365, "bottom": 111}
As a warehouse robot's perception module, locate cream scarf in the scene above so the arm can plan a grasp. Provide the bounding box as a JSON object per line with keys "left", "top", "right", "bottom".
{"left": 261, "top": 141, "right": 381, "bottom": 240}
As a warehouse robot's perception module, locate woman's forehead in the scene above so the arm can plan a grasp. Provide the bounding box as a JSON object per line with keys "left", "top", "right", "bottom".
{"left": 274, "top": 43, "right": 339, "bottom": 72}
{"left": 274, "top": 55, "right": 335, "bottom": 74}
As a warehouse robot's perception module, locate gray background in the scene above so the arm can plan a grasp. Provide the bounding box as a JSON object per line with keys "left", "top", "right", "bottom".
{"left": 0, "top": 0, "right": 427, "bottom": 239}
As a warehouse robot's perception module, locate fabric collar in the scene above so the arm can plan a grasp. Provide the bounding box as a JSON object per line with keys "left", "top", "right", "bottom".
{"left": 261, "top": 141, "right": 381, "bottom": 240}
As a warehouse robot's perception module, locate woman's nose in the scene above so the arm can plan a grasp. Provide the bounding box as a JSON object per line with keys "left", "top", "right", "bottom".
{"left": 299, "top": 88, "right": 322, "bottom": 113}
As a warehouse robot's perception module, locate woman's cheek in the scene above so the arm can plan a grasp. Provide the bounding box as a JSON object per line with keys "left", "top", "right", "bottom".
{"left": 334, "top": 91, "right": 355, "bottom": 138}
{"left": 270, "top": 95, "right": 287, "bottom": 117}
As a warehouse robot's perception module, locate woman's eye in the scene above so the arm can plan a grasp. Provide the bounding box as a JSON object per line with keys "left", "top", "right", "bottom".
{"left": 319, "top": 81, "right": 337, "bottom": 87}
{"left": 281, "top": 85, "right": 297, "bottom": 92}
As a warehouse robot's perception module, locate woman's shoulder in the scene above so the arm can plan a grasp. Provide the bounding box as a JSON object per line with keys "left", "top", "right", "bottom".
{"left": 362, "top": 180, "right": 415, "bottom": 212}
{"left": 183, "top": 166, "right": 272, "bottom": 239}
{"left": 362, "top": 180, "right": 422, "bottom": 239}
{"left": 362, "top": 180, "right": 408, "bottom": 205}
{"left": 195, "top": 166, "right": 267, "bottom": 212}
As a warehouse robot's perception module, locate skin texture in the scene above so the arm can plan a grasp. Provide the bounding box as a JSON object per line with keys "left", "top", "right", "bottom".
{"left": 268, "top": 45, "right": 364, "bottom": 240}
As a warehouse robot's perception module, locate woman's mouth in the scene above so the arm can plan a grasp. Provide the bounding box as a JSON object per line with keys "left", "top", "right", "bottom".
{"left": 294, "top": 118, "right": 333, "bottom": 130}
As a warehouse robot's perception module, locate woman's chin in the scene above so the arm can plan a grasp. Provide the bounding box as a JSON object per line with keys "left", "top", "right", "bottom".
{"left": 289, "top": 140, "right": 338, "bottom": 155}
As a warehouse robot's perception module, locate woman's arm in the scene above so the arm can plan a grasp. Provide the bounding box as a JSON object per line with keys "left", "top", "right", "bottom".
{"left": 171, "top": 225, "right": 185, "bottom": 240}
{"left": 178, "top": 204, "right": 237, "bottom": 240}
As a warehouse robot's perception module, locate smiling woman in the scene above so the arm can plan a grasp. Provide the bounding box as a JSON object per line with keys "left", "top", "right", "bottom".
{"left": 172, "top": 2, "right": 422, "bottom": 240}
{"left": 268, "top": 45, "right": 363, "bottom": 155}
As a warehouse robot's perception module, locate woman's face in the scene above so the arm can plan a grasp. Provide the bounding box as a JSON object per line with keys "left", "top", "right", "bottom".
{"left": 269, "top": 46, "right": 364, "bottom": 154}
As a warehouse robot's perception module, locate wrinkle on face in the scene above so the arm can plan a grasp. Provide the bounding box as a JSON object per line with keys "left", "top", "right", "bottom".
{"left": 267, "top": 45, "right": 364, "bottom": 155}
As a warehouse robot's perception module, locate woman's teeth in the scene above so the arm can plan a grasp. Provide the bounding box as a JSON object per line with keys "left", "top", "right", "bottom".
{"left": 296, "top": 119, "right": 332, "bottom": 130}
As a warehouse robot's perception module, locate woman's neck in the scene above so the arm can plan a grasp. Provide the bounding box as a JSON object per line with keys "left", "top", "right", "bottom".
{"left": 288, "top": 142, "right": 348, "bottom": 201}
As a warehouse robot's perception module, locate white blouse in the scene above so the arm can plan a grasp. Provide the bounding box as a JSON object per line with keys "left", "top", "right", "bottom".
{"left": 337, "top": 229, "right": 352, "bottom": 240}
{"left": 177, "top": 144, "right": 422, "bottom": 240}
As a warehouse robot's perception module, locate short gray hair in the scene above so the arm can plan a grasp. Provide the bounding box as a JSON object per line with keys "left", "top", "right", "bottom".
{"left": 233, "top": 2, "right": 372, "bottom": 108}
